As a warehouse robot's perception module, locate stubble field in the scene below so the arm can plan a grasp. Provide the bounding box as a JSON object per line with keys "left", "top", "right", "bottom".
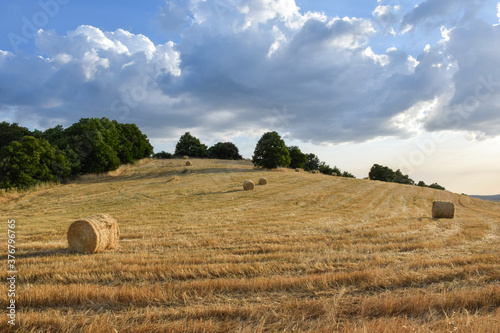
{"left": 1, "top": 158, "right": 499, "bottom": 332}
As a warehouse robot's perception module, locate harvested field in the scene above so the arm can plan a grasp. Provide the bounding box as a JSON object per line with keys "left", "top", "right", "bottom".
{"left": 1, "top": 158, "right": 499, "bottom": 332}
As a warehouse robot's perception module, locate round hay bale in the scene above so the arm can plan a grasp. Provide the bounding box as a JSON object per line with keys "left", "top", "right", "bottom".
{"left": 183, "top": 156, "right": 189, "bottom": 160}
{"left": 243, "top": 180, "right": 255, "bottom": 191}
{"left": 258, "top": 178, "right": 268, "bottom": 185}
{"left": 185, "top": 161, "right": 193, "bottom": 166}
{"left": 67, "top": 214, "right": 120, "bottom": 254}
{"left": 432, "top": 201, "right": 455, "bottom": 219}
{"left": 295, "top": 168, "right": 301, "bottom": 172}
{"left": 331, "top": 173, "right": 338, "bottom": 177}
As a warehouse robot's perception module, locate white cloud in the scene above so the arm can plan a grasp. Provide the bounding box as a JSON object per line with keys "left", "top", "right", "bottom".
{"left": 0, "top": 0, "right": 499, "bottom": 148}
{"left": 424, "top": 20, "right": 500, "bottom": 138}
{"left": 497, "top": 2, "right": 500, "bottom": 22}
{"left": 400, "top": 0, "right": 486, "bottom": 33}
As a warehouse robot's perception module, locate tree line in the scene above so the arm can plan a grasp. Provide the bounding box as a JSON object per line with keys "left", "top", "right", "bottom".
{"left": 158, "top": 131, "right": 355, "bottom": 178}
{"left": 1, "top": 122, "right": 444, "bottom": 191}
{"left": 153, "top": 132, "right": 243, "bottom": 160}
{"left": 0, "top": 118, "right": 153, "bottom": 189}
{"left": 369, "top": 164, "right": 446, "bottom": 190}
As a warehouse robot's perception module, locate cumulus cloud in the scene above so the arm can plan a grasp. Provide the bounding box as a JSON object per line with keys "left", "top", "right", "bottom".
{"left": 373, "top": 5, "right": 400, "bottom": 33}
{"left": 423, "top": 20, "right": 500, "bottom": 138}
{"left": 400, "top": 0, "right": 486, "bottom": 32}
{"left": 0, "top": 25, "right": 181, "bottom": 129}
{"left": 0, "top": 0, "right": 499, "bottom": 146}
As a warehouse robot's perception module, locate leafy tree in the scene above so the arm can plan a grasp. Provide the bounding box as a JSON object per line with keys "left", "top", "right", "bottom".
{"left": 304, "top": 153, "right": 320, "bottom": 171}
{"left": 175, "top": 132, "right": 208, "bottom": 158}
{"left": 153, "top": 151, "right": 173, "bottom": 159}
{"left": 318, "top": 162, "right": 335, "bottom": 175}
{"left": 417, "top": 181, "right": 427, "bottom": 187}
{"left": 0, "top": 136, "right": 70, "bottom": 189}
{"left": 252, "top": 131, "right": 290, "bottom": 169}
{"left": 0, "top": 122, "right": 32, "bottom": 148}
{"left": 114, "top": 122, "right": 153, "bottom": 163}
{"left": 288, "top": 146, "right": 308, "bottom": 169}
{"left": 393, "top": 169, "right": 414, "bottom": 185}
{"left": 64, "top": 118, "right": 121, "bottom": 174}
{"left": 208, "top": 142, "right": 242, "bottom": 160}
{"left": 369, "top": 164, "right": 395, "bottom": 182}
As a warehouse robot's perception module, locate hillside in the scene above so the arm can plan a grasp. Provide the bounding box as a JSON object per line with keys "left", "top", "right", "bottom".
{"left": 471, "top": 194, "right": 500, "bottom": 202}
{"left": 1, "top": 158, "right": 499, "bottom": 332}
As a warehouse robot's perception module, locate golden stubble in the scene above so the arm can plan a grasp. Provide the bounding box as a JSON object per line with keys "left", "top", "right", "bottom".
{"left": 1, "top": 158, "right": 499, "bottom": 332}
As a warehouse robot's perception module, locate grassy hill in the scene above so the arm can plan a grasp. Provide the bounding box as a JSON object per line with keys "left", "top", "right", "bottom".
{"left": 1, "top": 158, "right": 499, "bottom": 332}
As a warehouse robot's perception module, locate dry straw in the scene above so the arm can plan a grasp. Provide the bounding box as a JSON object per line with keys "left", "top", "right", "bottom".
{"left": 432, "top": 201, "right": 455, "bottom": 219}
{"left": 183, "top": 156, "right": 189, "bottom": 160}
{"left": 67, "top": 214, "right": 120, "bottom": 254}
{"left": 185, "top": 161, "right": 193, "bottom": 166}
{"left": 243, "top": 180, "right": 255, "bottom": 191}
{"left": 331, "top": 173, "right": 338, "bottom": 177}
{"left": 258, "top": 178, "right": 268, "bottom": 185}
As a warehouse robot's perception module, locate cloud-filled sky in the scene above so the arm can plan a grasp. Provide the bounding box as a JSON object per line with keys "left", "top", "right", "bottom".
{"left": 0, "top": 0, "right": 499, "bottom": 194}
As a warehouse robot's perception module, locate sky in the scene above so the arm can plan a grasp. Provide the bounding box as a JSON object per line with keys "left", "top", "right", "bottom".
{"left": 0, "top": 0, "right": 499, "bottom": 195}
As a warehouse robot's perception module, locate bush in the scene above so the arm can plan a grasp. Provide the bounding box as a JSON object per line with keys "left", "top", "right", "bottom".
{"left": 153, "top": 151, "right": 173, "bottom": 159}
{"left": 428, "top": 183, "right": 446, "bottom": 191}
{"left": 252, "top": 131, "right": 290, "bottom": 169}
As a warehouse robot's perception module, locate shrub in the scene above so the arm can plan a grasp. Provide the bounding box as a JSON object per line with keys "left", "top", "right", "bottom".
{"left": 153, "top": 151, "right": 173, "bottom": 159}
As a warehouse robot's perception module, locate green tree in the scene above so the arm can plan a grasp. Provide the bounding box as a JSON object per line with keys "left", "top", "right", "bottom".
{"left": 208, "top": 142, "right": 242, "bottom": 160}
{"left": 393, "top": 169, "right": 414, "bottom": 185}
{"left": 369, "top": 164, "right": 395, "bottom": 182}
{"left": 252, "top": 131, "right": 290, "bottom": 169}
{"left": 417, "top": 181, "right": 427, "bottom": 187}
{"left": 318, "top": 162, "right": 334, "bottom": 175}
{"left": 0, "top": 136, "right": 71, "bottom": 189}
{"left": 175, "top": 132, "right": 208, "bottom": 158}
{"left": 288, "top": 146, "right": 308, "bottom": 169}
{"left": 304, "top": 153, "right": 320, "bottom": 171}
{"left": 0, "top": 122, "right": 32, "bottom": 148}
{"left": 114, "top": 122, "right": 153, "bottom": 164}
{"left": 64, "top": 118, "right": 121, "bottom": 174}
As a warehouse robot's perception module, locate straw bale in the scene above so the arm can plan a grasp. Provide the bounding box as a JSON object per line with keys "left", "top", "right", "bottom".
{"left": 243, "top": 180, "right": 255, "bottom": 191}
{"left": 67, "top": 214, "right": 120, "bottom": 254}
{"left": 432, "top": 201, "right": 455, "bottom": 219}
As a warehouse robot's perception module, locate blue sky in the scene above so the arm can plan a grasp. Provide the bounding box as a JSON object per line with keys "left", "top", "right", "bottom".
{"left": 1, "top": 0, "right": 499, "bottom": 194}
